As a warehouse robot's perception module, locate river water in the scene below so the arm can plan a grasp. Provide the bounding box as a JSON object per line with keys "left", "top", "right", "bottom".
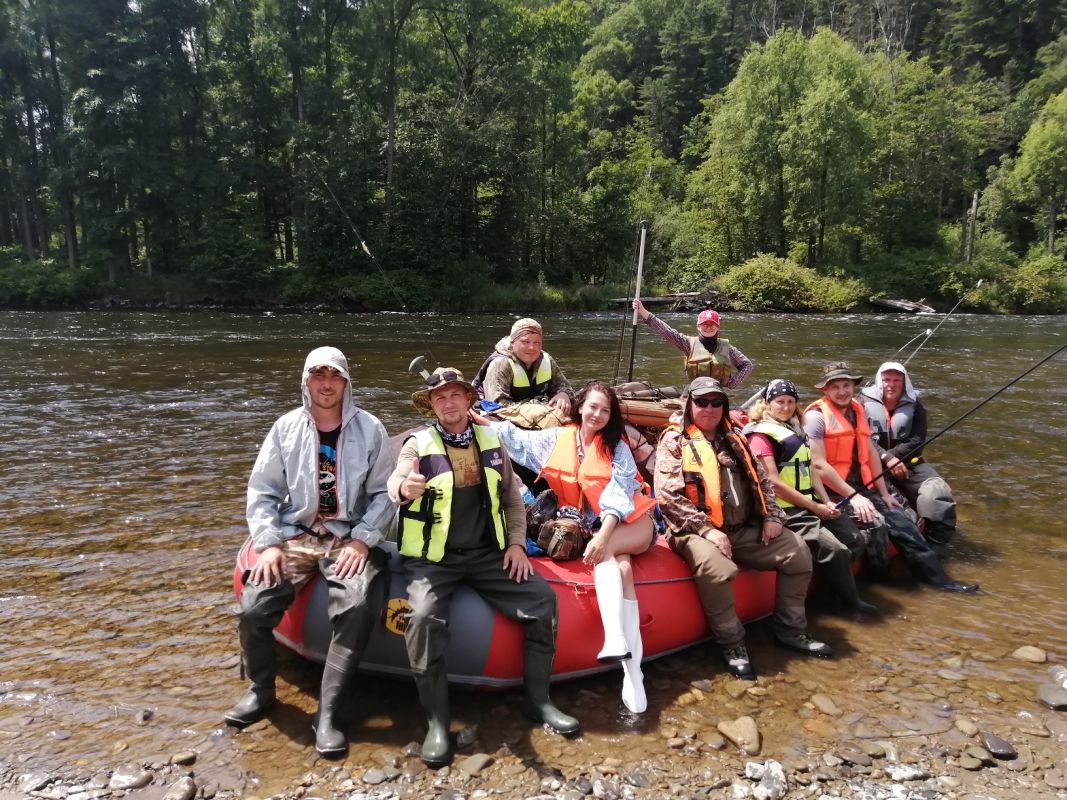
{"left": 1, "top": 310, "right": 1065, "bottom": 795}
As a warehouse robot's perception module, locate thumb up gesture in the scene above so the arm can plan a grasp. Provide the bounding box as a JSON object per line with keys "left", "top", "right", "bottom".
{"left": 402, "top": 469, "right": 427, "bottom": 501}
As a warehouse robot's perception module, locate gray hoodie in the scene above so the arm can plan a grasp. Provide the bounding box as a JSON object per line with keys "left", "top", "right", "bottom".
{"left": 246, "top": 347, "right": 396, "bottom": 552}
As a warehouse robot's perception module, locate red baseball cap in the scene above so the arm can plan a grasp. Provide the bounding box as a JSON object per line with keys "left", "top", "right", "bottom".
{"left": 697, "top": 309, "right": 720, "bottom": 326}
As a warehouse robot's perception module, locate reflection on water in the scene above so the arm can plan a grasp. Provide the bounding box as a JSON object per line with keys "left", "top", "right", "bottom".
{"left": 1, "top": 310, "right": 1064, "bottom": 791}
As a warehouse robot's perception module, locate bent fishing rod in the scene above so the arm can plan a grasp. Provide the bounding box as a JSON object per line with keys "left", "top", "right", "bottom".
{"left": 301, "top": 152, "right": 440, "bottom": 366}
{"left": 902, "top": 279, "right": 983, "bottom": 367}
{"left": 836, "top": 339, "right": 1067, "bottom": 507}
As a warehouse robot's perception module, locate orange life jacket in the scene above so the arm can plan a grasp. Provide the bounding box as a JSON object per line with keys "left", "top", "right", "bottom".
{"left": 673, "top": 422, "right": 768, "bottom": 528}
{"left": 806, "top": 397, "right": 874, "bottom": 486}
{"left": 539, "top": 424, "right": 656, "bottom": 523}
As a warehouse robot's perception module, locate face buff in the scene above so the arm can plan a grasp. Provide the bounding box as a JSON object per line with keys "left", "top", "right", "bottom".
{"left": 434, "top": 421, "right": 474, "bottom": 448}
{"left": 698, "top": 335, "right": 719, "bottom": 352}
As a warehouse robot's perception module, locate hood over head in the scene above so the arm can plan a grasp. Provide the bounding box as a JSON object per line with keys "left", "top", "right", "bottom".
{"left": 301, "top": 346, "right": 355, "bottom": 420}
{"left": 862, "top": 360, "right": 918, "bottom": 402}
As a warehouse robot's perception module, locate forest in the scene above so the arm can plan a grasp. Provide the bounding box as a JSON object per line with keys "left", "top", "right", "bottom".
{"left": 1, "top": 0, "right": 1066, "bottom": 312}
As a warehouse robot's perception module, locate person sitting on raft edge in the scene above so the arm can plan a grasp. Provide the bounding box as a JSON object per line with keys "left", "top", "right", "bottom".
{"left": 632, "top": 298, "right": 754, "bottom": 389}
{"left": 653, "top": 376, "right": 832, "bottom": 681}
{"left": 744, "top": 378, "right": 879, "bottom": 617}
{"left": 474, "top": 380, "right": 658, "bottom": 714}
{"left": 390, "top": 367, "right": 580, "bottom": 769}
{"left": 472, "top": 317, "right": 573, "bottom": 415}
{"left": 803, "top": 361, "right": 978, "bottom": 594}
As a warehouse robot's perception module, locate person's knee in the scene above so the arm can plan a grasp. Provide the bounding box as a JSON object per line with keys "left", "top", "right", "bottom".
{"left": 617, "top": 558, "right": 634, "bottom": 584}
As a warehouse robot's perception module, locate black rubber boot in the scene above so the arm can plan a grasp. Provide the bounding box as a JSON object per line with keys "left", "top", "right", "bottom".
{"left": 225, "top": 634, "right": 277, "bottom": 728}
{"left": 908, "top": 550, "right": 979, "bottom": 594}
{"left": 313, "top": 662, "right": 352, "bottom": 757}
{"left": 520, "top": 643, "right": 581, "bottom": 737}
{"left": 414, "top": 668, "right": 452, "bottom": 768}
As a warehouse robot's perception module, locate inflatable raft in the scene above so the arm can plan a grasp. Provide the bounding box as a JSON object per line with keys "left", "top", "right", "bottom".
{"left": 233, "top": 537, "right": 778, "bottom": 688}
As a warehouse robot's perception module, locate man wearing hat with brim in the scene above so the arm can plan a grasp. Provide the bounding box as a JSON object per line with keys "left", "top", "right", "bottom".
{"left": 227, "top": 346, "right": 394, "bottom": 758}
{"left": 390, "top": 367, "right": 580, "bottom": 768}
{"left": 632, "top": 299, "right": 754, "bottom": 389}
{"left": 803, "top": 362, "right": 978, "bottom": 594}
{"left": 475, "top": 318, "right": 573, "bottom": 414}
{"left": 653, "top": 376, "right": 832, "bottom": 681}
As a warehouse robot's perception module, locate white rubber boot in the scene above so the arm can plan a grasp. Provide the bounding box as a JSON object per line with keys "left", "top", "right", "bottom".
{"left": 621, "top": 599, "right": 646, "bottom": 713}
{"left": 593, "top": 560, "right": 630, "bottom": 663}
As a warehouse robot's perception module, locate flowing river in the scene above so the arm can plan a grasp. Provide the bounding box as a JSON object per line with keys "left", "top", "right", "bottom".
{"left": 1, "top": 310, "right": 1065, "bottom": 797}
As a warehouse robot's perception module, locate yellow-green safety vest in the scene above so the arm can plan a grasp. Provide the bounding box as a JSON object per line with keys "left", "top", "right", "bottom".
{"left": 509, "top": 353, "right": 554, "bottom": 401}
{"left": 398, "top": 425, "right": 508, "bottom": 561}
{"left": 746, "top": 420, "right": 814, "bottom": 509}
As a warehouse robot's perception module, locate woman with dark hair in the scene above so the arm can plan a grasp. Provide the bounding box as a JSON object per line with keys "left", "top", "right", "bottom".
{"left": 478, "top": 381, "right": 657, "bottom": 713}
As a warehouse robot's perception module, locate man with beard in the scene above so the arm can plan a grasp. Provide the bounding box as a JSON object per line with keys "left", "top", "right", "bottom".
{"left": 390, "top": 367, "right": 580, "bottom": 768}
{"left": 227, "top": 347, "right": 395, "bottom": 758}
{"left": 632, "top": 299, "right": 754, "bottom": 389}
{"left": 859, "top": 362, "right": 957, "bottom": 549}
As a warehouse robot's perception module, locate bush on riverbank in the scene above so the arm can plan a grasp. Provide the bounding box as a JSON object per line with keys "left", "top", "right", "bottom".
{"left": 714, "top": 254, "right": 866, "bottom": 312}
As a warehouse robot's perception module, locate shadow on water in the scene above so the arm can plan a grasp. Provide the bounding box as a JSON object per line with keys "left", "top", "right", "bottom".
{"left": 1, "top": 310, "right": 1064, "bottom": 793}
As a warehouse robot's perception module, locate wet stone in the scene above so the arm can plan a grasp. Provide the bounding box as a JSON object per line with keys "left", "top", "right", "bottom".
{"left": 1011, "top": 645, "right": 1047, "bottom": 663}
{"left": 169, "top": 752, "right": 197, "bottom": 767}
{"left": 1043, "top": 770, "right": 1067, "bottom": 790}
{"left": 108, "top": 767, "right": 152, "bottom": 791}
{"left": 361, "top": 770, "right": 386, "bottom": 786}
{"left": 937, "top": 670, "right": 965, "bottom": 681}
{"left": 859, "top": 741, "right": 885, "bottom": 759}
{"left": 717, "top": 716, "right": 761, "bottom": 756}
{"left": 456, "top": 754, "right": 493, "bottom": 776}
{"left": 1018, "top": 724, "right": 1050, "bottom": 737}
{"left": 1037, "top": 683, "right": 1067, "bottom": 709}
{"left": 591, "top": 777, "right": 619, "bottom": 799}
{"left": 979, "top": 732, "right": 1017, "bottom": 759}
{"left": 884, "top": 765, "right": 928, "bottom": 781}
{"left": 702, "top": 732, "right": 727, "bottom": 751}
{"left": 810, "top": 694, "right": 841, "bottom": 717}
{"left": 623, "top": 772, "right": 649, "bottom": 788}
{"left": 837, "top": 746, "right": 872, "bottom": 767}
{"left": 19, "top": 774, "right": 54, "bottom": 793}
{"left": 161, "top": 777, "right": 196, "bottom": 800}
{"left": 690, "top": 679, "right": 713, "bottom": 693}
{"left": 964, "top": 745, "right": 995, "bottom": 764}
{"left": 954, "top": 718, "right": 979, "bottom": 736}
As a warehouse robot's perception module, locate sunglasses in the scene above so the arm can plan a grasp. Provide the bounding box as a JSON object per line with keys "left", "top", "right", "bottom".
{"left": 427, "top": 369, "right": 462, "bottom": 387}
{"left": 691, "top": 396, "right": 726, "bottom": 409}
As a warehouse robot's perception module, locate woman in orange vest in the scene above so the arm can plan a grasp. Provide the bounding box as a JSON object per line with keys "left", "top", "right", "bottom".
{"left": 480, "top": 381, "right": 657, "bottom": 714}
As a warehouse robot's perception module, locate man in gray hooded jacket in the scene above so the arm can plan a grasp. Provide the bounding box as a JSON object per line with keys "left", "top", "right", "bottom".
{"left": 859, "top": 361, "right": 957, "bottom": 548}
{"left": 225, "top": 346, "right": 395, "bottom": 758}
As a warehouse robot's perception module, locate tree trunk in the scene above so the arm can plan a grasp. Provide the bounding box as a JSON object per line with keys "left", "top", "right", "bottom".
{"left": 1048, "top": 197, "right": 1059, "bottom": 256}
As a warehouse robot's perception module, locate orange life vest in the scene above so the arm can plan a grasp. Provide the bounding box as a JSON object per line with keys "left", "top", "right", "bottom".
{"left": 539, "top": 424, "right": 656, "bottom": 523}
{"left": 673, "top": 422, "right": 769, "bottom": 528}
{"left": 806, "top": 397, "right": 874, "bottom": 486}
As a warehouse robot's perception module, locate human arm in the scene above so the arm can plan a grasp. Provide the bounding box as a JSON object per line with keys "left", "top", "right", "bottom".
{"left": 869, "top": 438, "right": 901, "bottom": 508}
{"left": 803, "top": 410, "right": 877, "bottom": 524}
{"left": 344, "top": 417, "right": 396, "bottom": 550}
{"left": 642, "top": 314, "right": 693, "bottom": 356}
{"left": 722, "top": 345, "right": 755, "bottom": 390}
{"left": 544, "top": 356, "right": 573, "bottom": 415}
{"left": 246, "top": 422, "right": 293, "bottom": 552}
{"left": 487, "top": 421, "right": 559, "bottom": 474}
{"left": 388, "top": 437, "right": 425, "bottom": 503}
{"left": 482, "top": 357, "right": 516, "bottom": 405}
{"left": 653, "top": 430, "right": 732, "bottom": 559}
{"left": 886, "top": 400, "right": 927, "bottom": 462}
{"left": 499, "top": 453, "right": 533, "bottom": 580}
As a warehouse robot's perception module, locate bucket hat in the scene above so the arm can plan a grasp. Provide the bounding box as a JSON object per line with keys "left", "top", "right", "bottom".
{"left": 412, "top": 367, "right": 478, "bottom": 416}
{"left": 814, "top": 361, "right": 863, "bottom": 389}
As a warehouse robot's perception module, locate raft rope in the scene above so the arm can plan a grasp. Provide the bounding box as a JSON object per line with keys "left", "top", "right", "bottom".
{"left": 301, "top": 153, "right": 440, "bottom": 366}
{"left": 837, "top": 339, "right": 1067, "bottom": 507}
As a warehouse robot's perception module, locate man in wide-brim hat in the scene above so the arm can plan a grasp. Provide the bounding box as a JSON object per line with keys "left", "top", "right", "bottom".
{"left": 803, "top": 361, "right": 978, "bottom": 594}
{"left": 389, "top": 366, "right": 580, "bottom": 769}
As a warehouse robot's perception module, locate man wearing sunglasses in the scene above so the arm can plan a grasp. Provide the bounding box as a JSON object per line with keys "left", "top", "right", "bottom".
{"left": 653, "top": 377, "right": 831, "bottom": 680}
{"left": 228, "top": 347, "right": 395, "bottom": 757}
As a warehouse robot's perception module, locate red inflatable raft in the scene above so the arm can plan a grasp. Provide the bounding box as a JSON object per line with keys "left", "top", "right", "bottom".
{"left": 233, "top": 537, "right": 777, "bottom": 688}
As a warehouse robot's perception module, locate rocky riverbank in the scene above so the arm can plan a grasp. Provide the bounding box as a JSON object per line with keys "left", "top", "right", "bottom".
{"left": 4, "top": 643, "right": 1065, "bottom": 800}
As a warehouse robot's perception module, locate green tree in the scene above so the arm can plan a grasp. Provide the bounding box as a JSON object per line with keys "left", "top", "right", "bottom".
{"left": 1012, "top": 88, "right": 1067, "bottom": 254}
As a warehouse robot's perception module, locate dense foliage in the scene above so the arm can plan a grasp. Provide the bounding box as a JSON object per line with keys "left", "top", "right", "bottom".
{"left": 1, "top": 0, "right": 1066, "bottom": 311}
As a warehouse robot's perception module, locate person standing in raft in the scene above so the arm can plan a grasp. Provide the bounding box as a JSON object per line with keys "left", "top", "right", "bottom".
{"left": 653, "top": 377, "right": 832, "bottom": 680}
{"left": 803, "top": 362, "right": 977, "bottom": 593}
{"left": 390, "top": 367, "right": 579, "bottom": 768}
{"left": 476, "top": 381, "right": 657, "bottom": 714}
{"left": 744, "top": 379, "right": 879, "bottom": 616}
{"left": 474, "top": 317, "right": 573, "bottom": 414}
{"left": 859, "top": 362, "right": 957, "bottom": 550}
{"left": 631, "top": 299, "right": 754, "bottom": 389}
{"left": 227, "top": 347, "right": 395, "bottom": 758}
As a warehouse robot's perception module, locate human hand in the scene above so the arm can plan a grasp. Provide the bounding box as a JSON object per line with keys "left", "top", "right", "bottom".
{"left": 548, "top": 392, "right": 572, "bottom": 416}
{"left": 887, "top": 456, "right": 908, "bottom": 479}
{"left": 582, "top": 532, "right": 610, "bottom": 565}
{"left": 881, "top": 492, "right": 902, "bottom": 510}
{"left": 814, "top": 502, "right": 841, "bottom": 521}
{"left": 849, "top": 494, "right": 877, "bottom": 524}
{"left": 333, "top": 538, "right": 371, "bottom": 578}
{"left": 468, "top": 410, "right": 491, "bottom": 425}
{"left": 632, "top": 299, "right": 650, "bottom": 320}
{"left": 704, "top": 528, "right": 732, "bottom": 559}
{"left": 503, "top": 544, "right": 533, "bottom": 582}
{"left": 761, "top": 518, "right": 784, "bottom": 545}
{"left": 402, "top": 469, "right": 427, "bottom": 500}
{"left": 248, "top": 545, "right": 286, "bottom": 587}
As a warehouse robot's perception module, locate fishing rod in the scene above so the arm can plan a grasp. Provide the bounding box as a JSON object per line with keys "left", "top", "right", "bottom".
{"left": 836, "top": 339, "right": 1067, "bottom": 507}
{"left": 892, "top": 328, "right": 933, "bottom": 359}
{"left": 902, "top": 279, "right": 983, "bottom": 367}
{"left": 611, "top": 221, "right": 645, "bottom": 386}
{"left": 301, "top": 152, "right": 440, "bottom": 366}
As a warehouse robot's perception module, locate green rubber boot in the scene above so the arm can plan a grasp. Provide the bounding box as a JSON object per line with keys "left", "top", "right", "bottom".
{"left": 520, "top": 642, "right": 581, "bottom": 737}
{"left": 413, "top": 668, "right": 452, "bottom": 768}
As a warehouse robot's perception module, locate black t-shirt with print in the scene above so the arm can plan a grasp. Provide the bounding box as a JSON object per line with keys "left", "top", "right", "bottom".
{"left": 318, "top": 425, "right": 341, "bottom": 517}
